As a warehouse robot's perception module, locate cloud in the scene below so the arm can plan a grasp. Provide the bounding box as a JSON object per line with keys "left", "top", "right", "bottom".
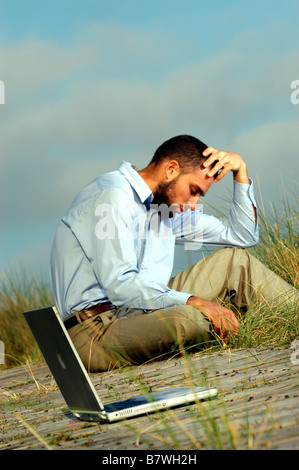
{"left": 1, "top": 39, "right": 298, "bottom": 217}
{"left": 232, "top": 120, "right": 298, "bottom": 204}
{"left": 1, "top": 18, "right": 298, "bottom": 273}
{"left": 0, "top": 37, "right": 94, "bottom": 93}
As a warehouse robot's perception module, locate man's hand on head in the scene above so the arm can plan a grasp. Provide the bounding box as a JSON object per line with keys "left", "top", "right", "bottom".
{"left": 202, "top": 147, "right": 250, "bottom": 185}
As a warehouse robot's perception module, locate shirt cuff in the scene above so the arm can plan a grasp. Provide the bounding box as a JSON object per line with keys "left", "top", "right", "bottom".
{"left": 166, "top": 289, "right": 191, "bottom": 306}
{"left": 233, "top": 178, "right": 257, "bottom": 208}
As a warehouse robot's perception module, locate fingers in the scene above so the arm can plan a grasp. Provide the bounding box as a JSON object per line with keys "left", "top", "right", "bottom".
{"left": 186, "top": 296, "right": 239, "bottom": 339}
{"left": 208, "top": 307, "right": 239, "bottom": 340}
{"left": 202, "top": 307, "right": 239, "bottom": 339}
{"left": 202, "top": 147, "right": 242, "bottom": 182}
{"left": 216, "top": 309, "right": 240, "bottom": 340}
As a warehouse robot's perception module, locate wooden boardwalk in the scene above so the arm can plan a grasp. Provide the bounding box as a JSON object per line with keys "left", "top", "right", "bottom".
{"left": 0, "top": 345, "right": 298, "bottom": 450}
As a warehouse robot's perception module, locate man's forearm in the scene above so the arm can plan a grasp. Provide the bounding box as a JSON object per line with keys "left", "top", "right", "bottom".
{"left": 202, "top": 147, "right": 257, "bottom": 225}
{"left": 233, "top": 161, "right": 250, "bottom": 184}
{"left": 233, "top": 164, "right": 257, "bottom": 223}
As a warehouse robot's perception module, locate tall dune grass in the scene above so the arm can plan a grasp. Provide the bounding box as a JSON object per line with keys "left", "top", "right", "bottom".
{"left": 0, "top": 270, "right": 54, "bottom": 369}
{"left": 251, "top": 191, "right": 298, "bottom": 289}
{"left": 0, "top": 192, "right": 298, "bottom": 370}
{"left": 233, "top": 190, "right": 299, "bottom": 350}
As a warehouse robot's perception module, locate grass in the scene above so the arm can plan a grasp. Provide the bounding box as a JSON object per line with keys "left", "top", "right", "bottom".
{"left": 252, "top": 189, "right": 298, "bottom": 288}
{"left": 0, "top": 269, "right": 54, "bottom": 369}
{"left": 241, "top": 189, "right": 298, "bottom": 348}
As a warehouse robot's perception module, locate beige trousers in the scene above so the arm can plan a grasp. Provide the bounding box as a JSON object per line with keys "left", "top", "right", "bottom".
{"left": 67, "top": 248, "right": 296, "bottom": 372}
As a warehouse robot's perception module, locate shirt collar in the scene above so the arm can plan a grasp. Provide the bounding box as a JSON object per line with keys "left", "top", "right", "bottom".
{"left": 118, "top": 161, "right": 153, "bottom": 208}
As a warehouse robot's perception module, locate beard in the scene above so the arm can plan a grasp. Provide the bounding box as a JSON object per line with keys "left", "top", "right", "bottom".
{"left": 151, "top": 176, "right": 181, "bottom": 216}
{"left": 152, "top": 177, "right": 178, "bottom": 206}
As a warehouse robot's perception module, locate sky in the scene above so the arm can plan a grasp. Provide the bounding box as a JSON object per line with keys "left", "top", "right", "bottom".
{"left": 0, "top": 0, "right": 298, "bottom": 279}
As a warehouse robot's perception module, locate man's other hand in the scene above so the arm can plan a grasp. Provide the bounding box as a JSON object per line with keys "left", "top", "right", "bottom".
{"left": 186, "top": 295, "right": 240, "bottom": 339}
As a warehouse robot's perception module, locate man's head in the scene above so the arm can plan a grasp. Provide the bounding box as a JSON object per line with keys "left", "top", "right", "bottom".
{"left": 147, "top": 135, "right": 219, "bottom": 212}
{"left": 150, "top": 135, "right": 217, "bottom": 174}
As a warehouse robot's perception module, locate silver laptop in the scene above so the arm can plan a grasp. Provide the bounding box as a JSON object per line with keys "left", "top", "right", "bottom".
{"left": 23, "top": 306, "right": 217, "bottom": 423}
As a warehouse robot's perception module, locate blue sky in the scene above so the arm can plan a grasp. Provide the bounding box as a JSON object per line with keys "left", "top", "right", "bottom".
{"left": 0, "top": 0, "right": 298, "bottom": 278}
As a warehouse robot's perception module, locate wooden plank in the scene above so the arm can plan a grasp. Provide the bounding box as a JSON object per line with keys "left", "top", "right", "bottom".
{"left": 0, "top": 346, "right": 298, "bottom": 450}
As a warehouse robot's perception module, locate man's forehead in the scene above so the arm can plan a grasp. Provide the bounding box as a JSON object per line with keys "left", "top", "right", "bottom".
{"left": 186, "top": 167, "right": 214, "bottom": 192}
{"left": 187, "top": 165, "right": 213, "bottom": 181}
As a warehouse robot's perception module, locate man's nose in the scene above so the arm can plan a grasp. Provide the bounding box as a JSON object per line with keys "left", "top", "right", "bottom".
{"left": 188, "top": 195, "right": 200, "bottom": 211}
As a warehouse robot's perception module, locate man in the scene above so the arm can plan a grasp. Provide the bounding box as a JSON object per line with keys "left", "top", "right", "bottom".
{"left": 50, "top": 135, "right": 295, "bottom": 371}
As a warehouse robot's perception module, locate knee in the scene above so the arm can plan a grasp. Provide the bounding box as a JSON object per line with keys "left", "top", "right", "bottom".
{"left": 167, "top": 306, "right": 211, "bottom": 345}
{"left": 224, "top": 247, "right": 248, "bottom": 256}
{"left": 224, "top": 247, "right": 251, "bottom": 265}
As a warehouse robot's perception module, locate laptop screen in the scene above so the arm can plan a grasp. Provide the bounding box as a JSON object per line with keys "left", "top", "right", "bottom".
{"left": 24, "top": 306, "right": 103, "bottom": 412}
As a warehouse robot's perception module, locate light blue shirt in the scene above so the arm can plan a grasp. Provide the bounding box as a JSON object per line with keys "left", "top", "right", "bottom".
{"left": 50, "top": 161, "right": 258, "bottom": 319}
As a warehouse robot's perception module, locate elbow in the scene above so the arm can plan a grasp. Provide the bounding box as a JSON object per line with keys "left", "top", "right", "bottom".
{"left": 244, "top": 234, "right": 259, "bottom": 248}
{"left": 243, "top": 229, "right": 259, "bottom": 248}
{"left": 234, "top": 226, "right": 259, "bottom": 249}
{"left": 251, "top": 222, "right": 259, "bottom": 246}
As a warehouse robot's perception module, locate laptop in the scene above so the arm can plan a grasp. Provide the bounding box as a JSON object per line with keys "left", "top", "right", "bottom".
{"left": 23, "top": 306, "right": 218, "bottom": 423}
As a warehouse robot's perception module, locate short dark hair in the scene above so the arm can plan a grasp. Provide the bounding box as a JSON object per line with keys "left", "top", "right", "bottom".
{"left": 150, "top": 135, "right": 210, "bottom": 173}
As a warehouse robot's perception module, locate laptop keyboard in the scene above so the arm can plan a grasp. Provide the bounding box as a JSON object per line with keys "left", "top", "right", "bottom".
{"left": 104, "top": 395, "right": 149, "bottom": 412}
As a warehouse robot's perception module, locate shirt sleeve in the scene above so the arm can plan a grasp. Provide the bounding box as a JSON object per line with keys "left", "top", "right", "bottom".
{"left": 173, "top": 179, "right": 259, "bottom": 247}
{"left": 71, "top": 187, "right": 190, "bottom": 310}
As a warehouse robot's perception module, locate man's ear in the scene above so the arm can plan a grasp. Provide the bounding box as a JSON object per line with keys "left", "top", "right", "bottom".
{"left": 164, "top": 160, "right": 180, "bottom": 181}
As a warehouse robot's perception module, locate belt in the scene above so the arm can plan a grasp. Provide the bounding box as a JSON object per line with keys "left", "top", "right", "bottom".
{"left": 64, "top": 301, "right": 115, "bottom": 330}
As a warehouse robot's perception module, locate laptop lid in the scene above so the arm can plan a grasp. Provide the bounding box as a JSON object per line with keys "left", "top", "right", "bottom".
{"left": 23, "top": 306, "right": 104, "bottom": 412}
